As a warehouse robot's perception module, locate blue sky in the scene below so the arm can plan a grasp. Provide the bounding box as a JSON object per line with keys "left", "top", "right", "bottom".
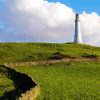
{"left": 49, "top": 0, "right": 100, "bottom": 14}
{"left": 0, "top": 0, "right": 100, "bottom": 46}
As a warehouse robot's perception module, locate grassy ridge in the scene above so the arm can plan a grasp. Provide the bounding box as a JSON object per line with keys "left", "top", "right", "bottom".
{"left": 0, "top": 43, "right": 100, "bottom": 64}
{"left": 14, "top": 62, "right": 100, "bottom": 100}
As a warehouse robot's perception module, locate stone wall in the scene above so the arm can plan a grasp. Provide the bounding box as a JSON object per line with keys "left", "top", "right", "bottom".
{"left": 4, "top": 58, "right": 100, "bottom": 67}
{"left": 19, "top": 85, "right": 40, "bottom": 100}
{"left": 3, "top": 65, "right": 40, "bottom": 100}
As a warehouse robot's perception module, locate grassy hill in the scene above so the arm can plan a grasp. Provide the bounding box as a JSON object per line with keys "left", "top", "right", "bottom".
{"left": 0, "top": 43, "right": 100, "bottom": 100}
{"left": 0, "top": 43, "right": 100, "bottom": 64}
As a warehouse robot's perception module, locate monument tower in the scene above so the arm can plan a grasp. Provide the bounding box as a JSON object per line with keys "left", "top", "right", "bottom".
{"left": 74, "top": 14, "right": 82, "bottom": 43}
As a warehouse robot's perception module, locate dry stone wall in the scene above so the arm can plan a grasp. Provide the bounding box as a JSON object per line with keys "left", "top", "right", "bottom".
{"left": 4, "top": 58, "right": 100, "bottom": 67}
{"left": 3, "top": 65, "right": 40, "bottom": 100}
{"left": 19, "top": 85, "right": 40, "bottom": 100}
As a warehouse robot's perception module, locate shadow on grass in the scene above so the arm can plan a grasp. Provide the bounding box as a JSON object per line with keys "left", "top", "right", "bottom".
{"left": 0, "top": 65, "right": 36, "bottom": 100}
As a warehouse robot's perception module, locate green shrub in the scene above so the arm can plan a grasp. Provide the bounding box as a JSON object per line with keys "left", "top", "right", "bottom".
{"left": 82, "top": 53, "right": 98, "bottom": 58}
{"left": 49, "top": 52, "right": 76, "bottom": 60}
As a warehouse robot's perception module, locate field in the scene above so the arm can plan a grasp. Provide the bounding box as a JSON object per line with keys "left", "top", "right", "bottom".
{"left": 0, "top": 43, "right": 100, "bottom": 100}
{"left": 14, "top": 62, "right": 100, "bottom": 100}
{"left": 0, "top": 66, "right": 14, "bottom": 96}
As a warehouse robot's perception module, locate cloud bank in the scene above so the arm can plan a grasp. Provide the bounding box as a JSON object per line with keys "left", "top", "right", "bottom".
{"left": 0, "top": 0, "right": 100, "bottom": 46}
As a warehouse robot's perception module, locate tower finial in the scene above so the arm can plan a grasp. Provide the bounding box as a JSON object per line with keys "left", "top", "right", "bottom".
{"left": 75, "top": 13, "right": 80, "bottom": 22}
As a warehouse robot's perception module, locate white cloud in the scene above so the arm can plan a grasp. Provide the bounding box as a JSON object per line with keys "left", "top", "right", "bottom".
{"left": 0, "top": 0, "right": 100, "bottom": 46}
{"left": 80, "top": 12, "right": 100, "bottom": 46}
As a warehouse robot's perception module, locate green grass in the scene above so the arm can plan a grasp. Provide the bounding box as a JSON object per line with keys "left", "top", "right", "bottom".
{"left": 14, "top": 62, "right": 100, "bottom": 100}
{"left": 0, "top": 67, "right": 14, "bottom": 96}
{"left": 0, "top": 43, "right": 100, "bottom": 64}
{"left": 0, "top": 43, "right": 100, "bottom": 99}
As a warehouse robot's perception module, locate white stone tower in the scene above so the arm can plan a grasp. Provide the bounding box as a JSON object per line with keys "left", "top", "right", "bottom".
{"left": 74, "top": 14, "right": 82, "bottom": 43}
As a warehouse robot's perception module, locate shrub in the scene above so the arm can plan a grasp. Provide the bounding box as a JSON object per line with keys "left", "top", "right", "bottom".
{"left": 81, "top": 53, "right": 98, "bottom": 58}
{"left": 49, "top": 52, "right": 62, "bottom": 60}
{"left": 49, "top": 52, "right": 76, "bottom": 60}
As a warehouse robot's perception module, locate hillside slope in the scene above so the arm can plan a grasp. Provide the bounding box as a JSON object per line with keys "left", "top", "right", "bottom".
{"left": 0, "top": 43, "right": 100, "bottom": 100}
{"left": 0, "top": 43, "right": 100, "bottom": 64}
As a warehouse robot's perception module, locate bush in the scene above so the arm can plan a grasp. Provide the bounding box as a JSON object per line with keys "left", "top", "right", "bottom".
{"left": 49, "top": 52, "right": 76, "bottom": 60}
{"left": 82, "top": 53, "right": 98, "bottom": 58}
{"left": 49, "top": 52, "right": 62, "bottom": 60}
